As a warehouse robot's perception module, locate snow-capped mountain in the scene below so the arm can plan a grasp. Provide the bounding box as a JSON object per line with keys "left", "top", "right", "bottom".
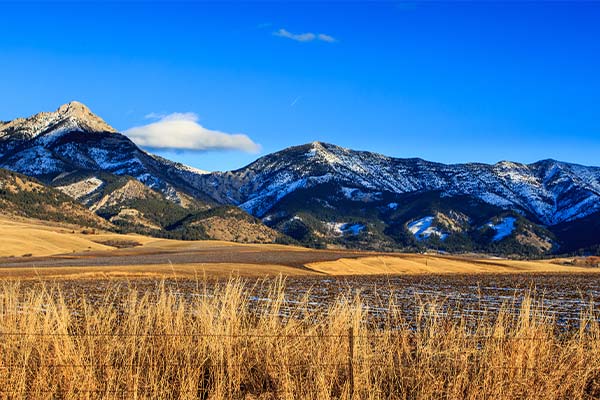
{"left": 0, "top": 102, "right": 212, "bottom": 204}
{"left": 0, "top": 102, "right": 282, "bottom": 244}
{"left": 196, "top": 141, "right": 600, "bottom": 226}
{"left": 1, "top": 103, "right": 599, "bottom": 254}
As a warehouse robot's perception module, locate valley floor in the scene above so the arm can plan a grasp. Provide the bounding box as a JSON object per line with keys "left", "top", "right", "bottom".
{"left": 0, "top": 214, "right": 597, "bottom": 280}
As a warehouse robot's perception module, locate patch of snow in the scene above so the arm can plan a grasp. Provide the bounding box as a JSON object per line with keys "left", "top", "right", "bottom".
{"left": 5, "top": 146, "right": 63, "bottom": 175}
{"left": 343, "top": 223, "right": 365, "bottom": 235}
{"left": 477, "top": 192, "right": 514, "bottom": 208}
{"left": 340, "top": 187, "right": 382, "bottom": 201}
{"left": 177, "top": 164, "right": 209, "bottom": 175}
{"left": 485, "top": 217, "right": 517, "bottom": 241}
{"left": 241, "top": 178, "right": 308, "bottom": 216}
{"left": 325, "top": 222, "right": 365, "bottom": 236}
{"left": 36, "top": 124, "right": 83, "bottom": 146}
{"left": 87, "top": 147, "right": 123, "bottom": 170}
{"left": 387, "top": 202, "right": 398, "bottom": 210}
{"left": 161, "top": 184, "right": 181, "bottom": 202}
{"left": 340, "top": 187, "right": 357, "bottom": 199}
{"left": 305, "top": 148, "right": 317, "bottom": 158}
{"left": 407, "top": 216, "right": 448, "bottom": 241}
{"left": 326, "top": 222, "right": 345, "bottom": 235}
{"left": 56, "top": 177, "right": 104, "bottom": 200}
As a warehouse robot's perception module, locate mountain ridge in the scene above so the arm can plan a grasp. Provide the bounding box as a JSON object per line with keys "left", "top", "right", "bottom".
{"left": 195, "top": 141, "right": 600, "bottom": 226}
{"left": 1, "top": 102, "right": 599, "bottom": 256}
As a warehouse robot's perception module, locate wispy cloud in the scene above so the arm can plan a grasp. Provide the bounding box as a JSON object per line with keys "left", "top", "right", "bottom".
{"left": 317, "top": 33, "right": 336, "bottom": 43}
{"left": 144, "top": 112, "right": 166, "bottom": 120}
{"left": 274, "top": 28, "right": 336, "bottom": 43}
{"left": 124, "top": 113, "right": 260, "bottom": 153}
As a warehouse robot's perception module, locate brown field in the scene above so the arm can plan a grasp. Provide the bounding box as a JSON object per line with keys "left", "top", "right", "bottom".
{"left": 1, "top": 214, "right": 598, "bottom": 280}
{"left": 3, "top": 215, "right": 600, "bottom": 399}
{"left": 0, "top": 216, "right": 115, "bottom": 257}
{"left": 306, "top": 255, "right": 599, "bottom": 275}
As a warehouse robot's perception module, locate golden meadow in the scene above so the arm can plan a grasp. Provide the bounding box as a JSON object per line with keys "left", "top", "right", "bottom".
{"left": 0, "top": 278, "right": 599, "bottom": 399}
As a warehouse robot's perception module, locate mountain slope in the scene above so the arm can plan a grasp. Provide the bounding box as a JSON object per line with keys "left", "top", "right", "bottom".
{"left": 0, "top": 102, "right": 214, "bottom": 205}
{"left": 50, "top": 171, "right": 206, "bottom": 234}
{"left": 198, "top": 142, "right": 600, "bottom": 226}
{"left": 0, "top": 167, "right": 110, "bottom": 229}
{"left": 191, "top": 142, "right": 597, "bottom": 254}
{"left": 168, "top": 206, "right": 282, "bottom": 243}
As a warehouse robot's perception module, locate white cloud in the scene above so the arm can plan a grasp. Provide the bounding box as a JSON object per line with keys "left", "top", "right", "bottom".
{"left": 124, "top": 113, "right": 261, "bottom": 153}
{"left": 317, "top": 33, "right": 336, "bottom": 43}
{"left": 274, "top": 28, "right": 336, "bottom": 43}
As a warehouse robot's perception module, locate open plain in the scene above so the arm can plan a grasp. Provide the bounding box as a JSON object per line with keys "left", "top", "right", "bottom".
{"left": 1, "top": 215, "right": 598, "bottom": 280}
{"left": 2, "top": 218, "right": 600, "bottom": 399}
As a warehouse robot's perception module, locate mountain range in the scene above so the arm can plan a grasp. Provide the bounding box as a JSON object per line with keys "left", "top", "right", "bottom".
{"left": 1, "top": 101, "right": 599, "bottom": 256}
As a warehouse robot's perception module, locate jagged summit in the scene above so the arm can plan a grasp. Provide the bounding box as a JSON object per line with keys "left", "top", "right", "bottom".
{"left": 0, "top": 102, "right": 213, "bottom": 203}
{"left": 0, "top": 101, "right": 116, "bottom": 141}
{"left": 57, "top": 101, "right": 99, "bottom": 121}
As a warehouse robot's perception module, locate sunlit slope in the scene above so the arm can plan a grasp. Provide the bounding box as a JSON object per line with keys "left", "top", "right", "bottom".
{"left": 307, "top": 255, "right": 595, "bottom": 275}
{"left": 0, "top": 215, "right": 153, "bottom": 257}
{"left": 0, "top": 214, "right": 309, "bottom": 259}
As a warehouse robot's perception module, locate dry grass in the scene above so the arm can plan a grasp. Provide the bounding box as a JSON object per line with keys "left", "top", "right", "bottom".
{"left": 0, "top": 217, "right": 111, "bottom": 257}
{"left": 1, "top": 278, "right": 600, "bottom": 399}
{"left": 307, "top": 255, "right": 599, "bottom": 275}
{"left": 0, "top": 214, "right": 306, "bottom": 259}
{"left": 0, "top": 263, "right": 318, "bottom": 280}
{"left": 0, "top": 215, "right": 157, "bottom": 257}
{"left": 3, "top": 256, "right": 597, "bottom": 282}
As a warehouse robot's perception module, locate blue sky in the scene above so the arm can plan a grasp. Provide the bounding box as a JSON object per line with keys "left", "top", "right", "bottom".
{"left": 1, "top": 1, "right": 599, "bottom": 171}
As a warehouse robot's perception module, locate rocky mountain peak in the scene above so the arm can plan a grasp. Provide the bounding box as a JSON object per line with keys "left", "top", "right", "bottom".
{"left": 0, "top": 101, "right": 116, "bottom": 141}
{"left": 57, "top": 100, "right": 92, "bottom": 117}
{"left": 52, "top": 101, "right": 117, "bottom": 134}
{"left": 304, "top": 141, "right": 347, "bottom": 165}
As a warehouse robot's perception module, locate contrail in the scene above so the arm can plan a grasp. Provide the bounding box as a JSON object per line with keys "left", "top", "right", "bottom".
{"left": 290, "top": 96, "right": 301, "bottom": 107}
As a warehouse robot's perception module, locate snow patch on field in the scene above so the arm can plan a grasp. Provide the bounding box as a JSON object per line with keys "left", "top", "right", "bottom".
{"left": 407, "top": 216, "right": 448, "bottom": 240}
{"left": 486, "top": 217, "right": 516, "bottom": 241}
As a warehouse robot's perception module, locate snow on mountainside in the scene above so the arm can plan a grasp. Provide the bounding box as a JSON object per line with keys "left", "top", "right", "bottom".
{"left": 325, "top": 222, "right": 365, "bottom": 236}
{"left": 196, "top": 141, "right": 600, "bottom": 226}
{"left": 407, "top": 216, "right": 448, "bottom": 241}
{"left": 1, "top": 103, "right": 599, "bottom": 254}
{"left": 485, "top": 217, "right": 517, "bottom": 241}
{"left": 0, "top": 102, "right": 213, "bottom": 205}
{"left": 0, "top": 101, "right": 116, "bottom": 144}
{"left": 56, "top": 177, "right": 104, "bottom": 200}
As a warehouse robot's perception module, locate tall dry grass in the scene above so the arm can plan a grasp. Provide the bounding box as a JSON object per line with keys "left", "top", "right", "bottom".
{"left": 0, "top": 278, "right": 599, "bottom": 399}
